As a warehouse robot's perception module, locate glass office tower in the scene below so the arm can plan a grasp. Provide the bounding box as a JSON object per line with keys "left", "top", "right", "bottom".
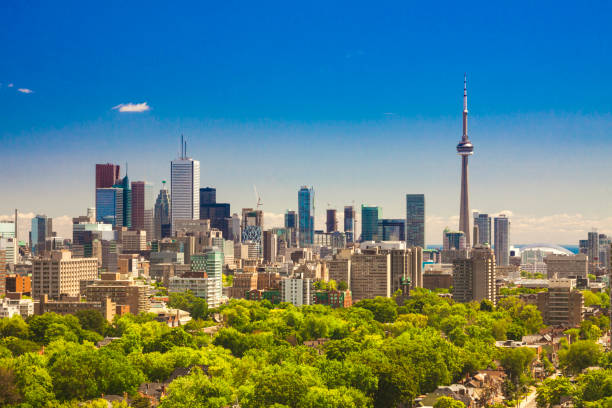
{"left": 406, "top": 194, "right": 425, "bottom": 248}
{"left": 298, "top": 186, "right": 314, "bottom": 247}
{"left": 361, "top": 205, "right": 381, "bottom": 242}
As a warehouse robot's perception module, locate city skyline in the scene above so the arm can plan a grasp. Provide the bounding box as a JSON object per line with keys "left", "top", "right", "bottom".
{"left": 3, "top": 2, "right": 612, "bottom": 244}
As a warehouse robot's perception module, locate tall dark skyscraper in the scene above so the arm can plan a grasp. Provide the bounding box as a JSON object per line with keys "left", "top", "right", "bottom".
{"left": 154, "top": 181, "right": 171, "bottom": 239}
{"left": 326, "top": 209, "right": 337, "bottom": 233}
{"left": 361, "top": 205, "right": 381, "bottom": 242}
{"left": 344, "top": 206, "right": 355, "bottom": 243}
{"left": 405, "top": 194, "right": 425, "bottom": 248}
{"left": 131, "top": 181, "right": 146, "bottom": 230}
{"left": 457, "top": 74, "right": 474, "bottom": 247}
{"left": 95, "top": 163, "right": 120, "bottom": 189}
{"left": 200, "top": 187, "right": 216, "bottom": 205}
{"left": 298, "top": 186, "right": 314, "bottom": 247}
{"left": 113, "top": 174, "right": 132, "bottom": 228}
{"left": 199, "top": 187, "right": 231, "bottom": 238}
{"left": 284, "top": 211, "right": 297, "bottom": 229}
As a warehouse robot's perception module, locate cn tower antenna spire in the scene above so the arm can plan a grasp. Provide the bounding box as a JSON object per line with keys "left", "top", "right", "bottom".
{"left": 457, "top": 73, "right": 474, "bottom": 248}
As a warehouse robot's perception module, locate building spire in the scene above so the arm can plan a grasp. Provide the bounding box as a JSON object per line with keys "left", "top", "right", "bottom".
{"left": 462, "top": 73, "right": 468, "bottom": 142}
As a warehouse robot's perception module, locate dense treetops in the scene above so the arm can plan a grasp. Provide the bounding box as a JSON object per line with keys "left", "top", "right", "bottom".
{"left": 0, "top": 289, "right": 609, "bottom": 407}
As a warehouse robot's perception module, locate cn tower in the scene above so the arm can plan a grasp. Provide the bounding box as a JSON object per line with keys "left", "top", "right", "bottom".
{"left": 457, "top": 74, "right": 474, "bottom": 247}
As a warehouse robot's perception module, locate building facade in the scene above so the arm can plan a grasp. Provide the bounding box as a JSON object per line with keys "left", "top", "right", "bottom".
{"left": 298, "top": 186, "right": 314, "bottom": 247}
{"left": 405, "top": 194, "right": 425, "bottom": 248}
{"left": 170, "top": 151, "right": 200, "bottom": 235}
{"left": 361, "top": 205, "right": 381, "bottom": 242}
{"left": 32, "top": 251, "right": 98, "bottom": 299}
{"left": 473, "top": 212, "right": 492, "bottom": 246}
{"left": 344, "top": 206, "right": 355, "bottom": 243}
{"left": 452, "top": 245, "right": 496, "bottom": 305}
{"left": 494, "top": 215, "right": 510, "bottom": 266}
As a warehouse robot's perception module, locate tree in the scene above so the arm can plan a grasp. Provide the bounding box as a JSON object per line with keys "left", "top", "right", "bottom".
{"left": 0, "top": 367, "right": 22, "bottom": 406}
{"left": 479, "top": 299, "right": 493, "bottom": 312}
{"left": 354, "top": 297, "right": 398, "bottom": 323}
{"left": 159, "top": 367, "right": 233, "bottom": 408}
{"left": 536, "top": 377, "right": 574, "bottom": 408}
{"left": 168, "top": 292, "right": 209, "bottom": 320}
{"left": 75, "top": 310, "right": 109, "bottom": 335}
{"left": 500, "top": 347, "right": 536, "bottom": 385}
{"left": 434, "top": 396, "right": 466, "bottom": 408}
{"left": 559, "top": 340, "right": 603, "bottom": 375}
{"left": 337, "top": 281, "right": 348, "bottom": 292}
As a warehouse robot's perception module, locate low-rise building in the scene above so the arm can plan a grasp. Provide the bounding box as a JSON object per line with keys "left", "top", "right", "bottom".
{"left": 0, "top": 294, "right": 34, "bottom": 318}
{"left": 85, "top": 273, "right": 150, "bottom": 315}
{"left": 36, "top": 294, "right": 116, "bottom": 321}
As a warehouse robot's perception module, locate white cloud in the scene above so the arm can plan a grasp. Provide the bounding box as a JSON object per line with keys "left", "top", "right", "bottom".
{"left": 17, "top": 88, "right": 33, "bottom": 94}
{"left": 264, "top": 212, "right": 285, "bottom": 229}
{"left": 8, "top": 83, "right": 14, "bottom": 88}
{"left": 112, "top": 102, "right": 151, "bottom": 113}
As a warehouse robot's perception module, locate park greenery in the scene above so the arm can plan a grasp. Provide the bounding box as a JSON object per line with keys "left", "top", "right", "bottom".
{"left": 0, "top": 289, "right": 610, "bottom": 407}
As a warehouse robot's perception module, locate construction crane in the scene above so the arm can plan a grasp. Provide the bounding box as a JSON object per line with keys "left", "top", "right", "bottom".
{"left": 253, "top": 185, "right": 263, "bottom": 210}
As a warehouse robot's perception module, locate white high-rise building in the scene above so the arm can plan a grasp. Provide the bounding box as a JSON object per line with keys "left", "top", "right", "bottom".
{"left": 494, "top": 215, "right": 510, "bottom": 266}
{"left": 171, "top": 137, "right": 200, "bottom": 235}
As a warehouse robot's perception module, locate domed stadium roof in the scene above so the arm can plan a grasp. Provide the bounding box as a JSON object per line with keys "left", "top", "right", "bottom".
{"left": 518, "top": 244, "right": 573, "bottom": 256}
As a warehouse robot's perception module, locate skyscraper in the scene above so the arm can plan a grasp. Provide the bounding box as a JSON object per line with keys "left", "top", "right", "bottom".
{"left": 298, "top": 186, "right": 314, "bottom": 247}
{"left": 200, "top": 187, "right": 216, "bottom": 204}
{"left": 361, "top": 205, "right": 381, "bottom": 242}
{"left": 344, "top": 206, "right": 355, "bottom": 243}
{"left": 587, "top": 230, "right": 600, "bottom": 274}
{"left": 96, "top": 188, "right": 124, "bottom": 227}
{"left": 457, "top": 74, "right": 474, "bottom": 248}
{"left": 171, "top": 137, "right": 200, "bottom": 235}
{"left": 326, "top": 209, "right": 338, "bottom": 233}
{"left": 200, "top": 187, "right": 231, "bottom": 238}
{"left": 131, "top": 181, "right": 154, "bottom": 232}
{"left": 494, "top": 215, "right": 510, "bottom": 266}
{"left": 473, "top": 212, "right": 492, "bottom": 246}
{"left": 154, "top": 181, "right": 171, "bottom": 239}
{"left": 378, "top": 219, "right": 405, "bottom": 241}
{"left": 284, "top": 210, "right": 297, "bottom": 229}
{"left": 113, "top": 174, "right": 132, "bottom": 228}
{"left": 95, "top": 163, "right": 120, "bottom": 189}
{"left": 30, "top": 215, "right": 53, "bottom": 254}
{"left": 405, "top": 194, "right": 425, "bottom": 248}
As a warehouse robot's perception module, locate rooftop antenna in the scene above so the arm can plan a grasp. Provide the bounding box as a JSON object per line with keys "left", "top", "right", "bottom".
{"left": 180, "top": 134, "right": 184, "bottom": 158}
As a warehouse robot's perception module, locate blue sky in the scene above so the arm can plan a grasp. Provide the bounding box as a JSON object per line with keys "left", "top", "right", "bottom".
{"left": 2, "top": 1, "right": 612, "bottom": 244}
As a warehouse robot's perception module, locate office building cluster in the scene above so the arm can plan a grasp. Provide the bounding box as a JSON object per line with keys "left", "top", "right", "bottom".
{"left": 0, "top": 77, "right": 607, "bottom": 332}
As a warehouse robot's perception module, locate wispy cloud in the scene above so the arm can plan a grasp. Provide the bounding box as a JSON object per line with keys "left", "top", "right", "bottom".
{"left": 7, "top": 83, "right": 14, "bottom": 88}
{"left": 112, "top": 102, "right": 151, "bottom": 113}
{"left": 17, "top": 88, "right": 33, "bottom": 94}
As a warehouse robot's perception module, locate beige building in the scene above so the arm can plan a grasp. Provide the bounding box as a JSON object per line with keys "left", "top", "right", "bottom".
{"left": 390, "top": 247, "right": 423, "bottom": 293}
{"left": 328, "top": 258, "right": 351, "bottom": 287}
{"left": 452, "top": 245, "right": 497, "bottom": 305}
{"left": 32, "top": 250, "right": 98, "bottom": 300}
{"left": 229, "top": 272, "right": 258, "bottom": 298}
{"left": 536, "top": 279, "right": 583, "bottom": 327}
{"left": 119, "top": 229, "right": 147, "bottom": 251}
{"left": 350, "top": 248, "right": 391, "bottom": 302}
{"left": 36, "top": 294, "right": 116, "bottom": 322}
{"left": 544, "top": 254, "right": 588, "bottom": 279}
{"left": 84, "top": 273, "right": 150, "bottom": 315}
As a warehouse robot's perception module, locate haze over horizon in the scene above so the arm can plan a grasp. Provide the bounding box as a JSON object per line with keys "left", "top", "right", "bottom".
{"left": 2, "top": 1, "right": 612, "bottom": 245}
